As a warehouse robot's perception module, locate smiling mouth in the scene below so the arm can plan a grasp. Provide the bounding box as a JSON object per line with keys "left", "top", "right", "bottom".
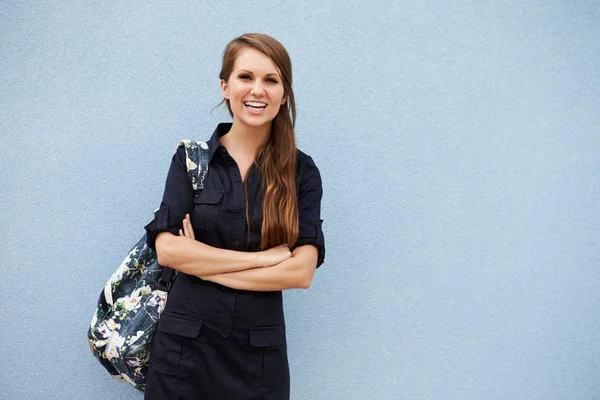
{"left": 244, "top": 101, "right": 267, "bottom": 114}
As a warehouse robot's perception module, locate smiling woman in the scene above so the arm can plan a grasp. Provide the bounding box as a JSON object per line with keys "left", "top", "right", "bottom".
{"left": 222, "top": 48, "right": 288, "bottom": 123}
{"left": 142, "top": 33, "right": 325, "bottom": 400}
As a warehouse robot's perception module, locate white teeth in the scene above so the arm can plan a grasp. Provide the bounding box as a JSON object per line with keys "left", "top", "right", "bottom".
{"left": 244, "top": 101, "right": 267, "bottom": 107}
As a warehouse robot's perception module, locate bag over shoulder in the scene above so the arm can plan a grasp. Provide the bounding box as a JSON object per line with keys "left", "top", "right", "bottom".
{"left": 87, "top": 140, "right": 209, "bottom": 392}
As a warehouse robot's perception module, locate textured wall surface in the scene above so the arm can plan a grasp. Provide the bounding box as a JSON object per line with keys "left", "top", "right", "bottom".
{"left": 1, "top": 1, "right": 599, "bottom": 399}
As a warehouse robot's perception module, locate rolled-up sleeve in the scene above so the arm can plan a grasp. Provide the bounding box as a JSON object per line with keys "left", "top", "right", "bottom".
{"left": 294, "top": 156, "right": 326, "bottom": 268}
{"left": 144, "top": 146, "right": 193, "bottom": 249}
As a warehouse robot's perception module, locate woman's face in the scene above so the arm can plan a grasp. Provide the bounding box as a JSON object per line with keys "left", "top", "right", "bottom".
{"left": 221, "top": 47, "right": 287, "bottom": 131}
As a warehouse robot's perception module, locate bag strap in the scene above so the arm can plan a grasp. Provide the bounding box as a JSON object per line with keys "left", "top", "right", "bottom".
{"left": 178, "top": 140, "right": 210, "bottom": 191}
{"left": 158, "top": 140, "right": 210, "bottom": 291}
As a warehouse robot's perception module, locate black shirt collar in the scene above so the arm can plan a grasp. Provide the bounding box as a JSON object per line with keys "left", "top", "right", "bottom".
{"left": 207, "top": 122, "right": 232, "bottom": 162}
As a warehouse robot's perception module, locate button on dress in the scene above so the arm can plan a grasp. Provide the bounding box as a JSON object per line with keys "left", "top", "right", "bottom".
{"left": 143, "top": 123, "right": 325, "bottom": 400}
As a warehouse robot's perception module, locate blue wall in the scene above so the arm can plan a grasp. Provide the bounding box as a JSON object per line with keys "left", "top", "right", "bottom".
{"left": 1, "top": 1, "right": 599, "bottom": 399}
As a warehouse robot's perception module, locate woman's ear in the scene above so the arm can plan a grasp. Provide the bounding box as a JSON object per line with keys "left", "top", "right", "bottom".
{"left": 220, "top": 79, "right": 229, "bottom": 99}
{"left": 280, "top": 96, "right": 287, "bottom": 105}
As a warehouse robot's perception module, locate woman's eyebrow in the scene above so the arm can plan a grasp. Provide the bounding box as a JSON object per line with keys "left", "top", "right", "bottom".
{"left": 236, "top": 69, "right": 280, "bottom": 77}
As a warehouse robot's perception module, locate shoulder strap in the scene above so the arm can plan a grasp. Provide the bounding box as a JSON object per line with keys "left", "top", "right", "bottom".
{"left": 158, "top": 140, "right": 210, "bottom": 291}
{"left": 177, "top": 140, "right": 210, "bottom": 190}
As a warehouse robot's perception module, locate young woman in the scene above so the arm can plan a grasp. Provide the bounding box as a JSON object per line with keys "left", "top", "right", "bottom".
{"left": 143, "top": 33, "right": 325, "bottom": 399}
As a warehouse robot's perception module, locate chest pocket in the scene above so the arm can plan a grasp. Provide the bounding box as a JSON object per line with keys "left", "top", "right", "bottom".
{"left": 193, "top": 188, "right": 224, "bottom": 231}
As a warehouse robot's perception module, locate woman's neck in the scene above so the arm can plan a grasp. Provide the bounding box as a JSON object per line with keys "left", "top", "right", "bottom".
{"left": 219, "top": 120, "right": 271, "bottom": 159}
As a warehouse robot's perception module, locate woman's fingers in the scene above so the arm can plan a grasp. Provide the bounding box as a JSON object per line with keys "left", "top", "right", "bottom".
{"left": 184, "top": 221, "right": 191, "bottom": 238}
{"left": 182, "top": 219, "right": 188, "bottom": 237}
{"left": 182, "top": 213, "right": 195, "bottom": 240}
{"left": 185, "top": 214, "right": 196, "bottom": 239}
{"left": 182, "top": 218, "right": 190, "bottom": 238}
{"left": 187, "top": 214, "right": 195, "bottom": 239}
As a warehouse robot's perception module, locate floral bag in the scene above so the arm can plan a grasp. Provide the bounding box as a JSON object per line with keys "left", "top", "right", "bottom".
{"left": 87, "top": 140, "right": 210, "bottom": 392}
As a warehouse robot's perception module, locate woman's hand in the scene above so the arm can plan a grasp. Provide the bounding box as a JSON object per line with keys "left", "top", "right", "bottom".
{"left": 180, "top": 213, "right": 195, "bottom": 240}
{"left": 257, "top": 244, "right": 292, "bottom": 267}
{"left": 182, "top": 213, "right": 291, "bottom": 267}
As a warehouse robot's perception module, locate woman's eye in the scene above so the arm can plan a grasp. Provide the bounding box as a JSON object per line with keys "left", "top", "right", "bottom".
{"left": 266, "top": 78, "right": 279, "bottom": 84}
{"left": 238, "top": 74, "right": 251, "bottom": 80}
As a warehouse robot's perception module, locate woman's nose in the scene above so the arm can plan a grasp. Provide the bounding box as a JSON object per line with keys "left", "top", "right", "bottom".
{"left": 251, "top": 83, "right": 265, "bottom": 97}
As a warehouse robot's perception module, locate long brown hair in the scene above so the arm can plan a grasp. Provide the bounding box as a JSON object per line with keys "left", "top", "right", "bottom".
{"left": 219, "top": 33, "right": 298, "bottom": 249}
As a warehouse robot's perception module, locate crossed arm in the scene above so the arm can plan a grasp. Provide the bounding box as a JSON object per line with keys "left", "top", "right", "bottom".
{"left": 154, "top": 214, "right": 318, "bottom": 291}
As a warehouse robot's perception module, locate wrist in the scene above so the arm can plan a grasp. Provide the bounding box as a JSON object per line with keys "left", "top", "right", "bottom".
{"left": 254, "top": 251, "right": 263, "bottom": 268}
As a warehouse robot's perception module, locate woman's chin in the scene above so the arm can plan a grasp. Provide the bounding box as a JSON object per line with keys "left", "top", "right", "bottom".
{"left": 235, "top": 114, "right": 275, "bottom": 129}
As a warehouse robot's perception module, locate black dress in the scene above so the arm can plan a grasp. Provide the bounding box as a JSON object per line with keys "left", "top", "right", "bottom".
{"left": 143, "top": 123, "right": 325, "bottom": 400}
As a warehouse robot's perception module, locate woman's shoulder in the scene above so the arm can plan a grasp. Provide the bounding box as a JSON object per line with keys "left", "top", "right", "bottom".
{"left": 296, "top": 148, "right": 318, "bottom": 170}
{"left": 295, "top": 148, "right": 322, "bottom": 186}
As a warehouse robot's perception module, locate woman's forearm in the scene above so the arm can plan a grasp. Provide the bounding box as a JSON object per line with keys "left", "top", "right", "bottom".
{"left": 201, "top": 263, "right": 302, "bottom": 291}
{"left": 155, "top": 232, "right": 261, "bottom": 275}
{"left": 201, "top": 245, "right": 318, "bottom": 291}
